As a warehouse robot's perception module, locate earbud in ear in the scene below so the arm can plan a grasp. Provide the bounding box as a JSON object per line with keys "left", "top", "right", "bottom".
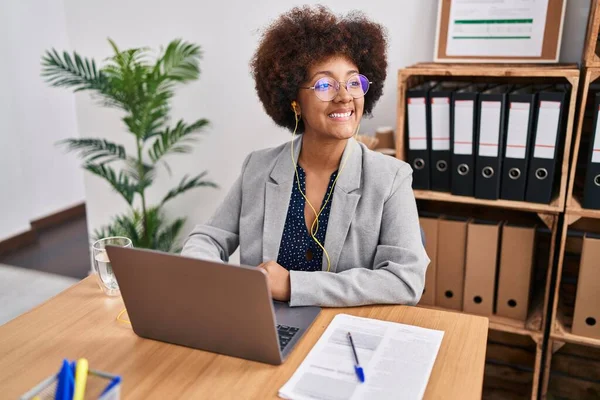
{"left": 291, "top": 101, "right": 299, "bottom": 115}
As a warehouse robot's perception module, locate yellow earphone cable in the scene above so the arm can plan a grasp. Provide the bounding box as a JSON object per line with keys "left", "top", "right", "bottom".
{"left": 290, "top": 107, "right": 359, "bottom": 272}
{"left": 117, "top": 308, "right": 131, "bottom": 324}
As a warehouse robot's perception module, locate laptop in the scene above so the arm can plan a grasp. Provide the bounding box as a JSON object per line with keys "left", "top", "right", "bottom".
{"left": 106, "top": 246, "right": 321, "bottom": 365}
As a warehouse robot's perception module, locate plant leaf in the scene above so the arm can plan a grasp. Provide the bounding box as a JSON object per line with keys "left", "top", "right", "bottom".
{"left": 84, "top": 163, "right": 138, "bottom": 205}
{"left": 160, "top": 39, "right": 202, "bottom": 82}
{"left": 148, "top": 118, "right": 209, "bottom": 163}
{"left": 92, "top": 209, "right": 142, "bottom": 245}
{"left": 161, "top": 171, "right": 218, "bottom": 206}
{"left": 92, "top": 206, "right": 184, "bottom": 252}
{"left": 156, "top": 217, "right": 186, "bottom": 252}
{"left": 57, "top": 138, "right": 127, "bottom": 164}
{"left": 123, "top": 157, "right": 155, "bottom": 190}
{"left": 100, "top": 39, "right": 153, "bottom": 119}
{"left": 41, "top": 49, "right": 107, "bottom": 92}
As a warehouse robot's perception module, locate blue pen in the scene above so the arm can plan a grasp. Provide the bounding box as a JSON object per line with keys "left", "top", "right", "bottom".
{"left": 100, "top": 376, "right": 121, "bottom": 397}
{"left": 54, "top": 359, "right": 73, "bottom": 400}
{"left": 54, "top": 360, "right": 67, "bottom": 400}
{"left": 67, "top": 362, "right": 75, "bottom": 400}
{"left": 347, "top": 332, "right": 365, "bottom": 383}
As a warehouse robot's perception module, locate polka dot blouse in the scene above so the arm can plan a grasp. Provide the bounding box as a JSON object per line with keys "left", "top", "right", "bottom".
{"left": 276, "top": 165, "right": 338, "bottom": 272}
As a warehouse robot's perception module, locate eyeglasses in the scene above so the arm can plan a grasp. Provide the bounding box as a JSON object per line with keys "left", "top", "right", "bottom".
{"left": 299, "top": 74, "right": 372, "bottom": 102}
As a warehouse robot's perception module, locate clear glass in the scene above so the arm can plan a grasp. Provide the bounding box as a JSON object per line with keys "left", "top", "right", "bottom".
{"left": 311, "top": 74, "right": 371, "bottom": 101}
{"left": 92, "top": 236, "right": 132, "bottom": 296}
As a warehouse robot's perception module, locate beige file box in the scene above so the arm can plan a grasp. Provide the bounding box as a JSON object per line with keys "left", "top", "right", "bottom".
{"left": 496, "top": 224, "right": 536, "bottom": 321}
{"left": 419, "top": 216, "right": 439, "bottom": 306}
{"left": 436, "top": 217, "right": 468, "bottom": 310}
{"left": 572, "top": 235, "right": 600, "bottom": 339}
{"left": 463, "top": 220, "right": 501, "bottom": 316}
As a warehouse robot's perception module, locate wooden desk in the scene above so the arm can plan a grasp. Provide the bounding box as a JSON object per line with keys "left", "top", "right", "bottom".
{"left": 0, "top": 277, "right": 488, "bottom": 399}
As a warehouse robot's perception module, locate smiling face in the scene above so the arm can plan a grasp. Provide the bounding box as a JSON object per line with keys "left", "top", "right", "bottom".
{"left": 296, "top": 56, "right": 365, "bottom": 141}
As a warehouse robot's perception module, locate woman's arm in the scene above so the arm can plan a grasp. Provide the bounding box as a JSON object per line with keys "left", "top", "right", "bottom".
{"left": 289, "top": 163, "right": 429, "bottom": 307}
{"left": 181, "top": 153, "right": 252, "bottom": 262}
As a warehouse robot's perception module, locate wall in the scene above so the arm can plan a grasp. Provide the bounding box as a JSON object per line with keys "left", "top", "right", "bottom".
{"left": 0, "top": 13, "right": 29, "bottom": 240}
{"left": 60, "top": 0, "right": 590, "bottom": 254}
{"left": 0, "top": 0, "right": 85, "bottom": 241}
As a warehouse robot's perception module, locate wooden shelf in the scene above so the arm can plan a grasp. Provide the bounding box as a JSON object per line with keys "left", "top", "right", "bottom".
{"left": 401, "top": 63, "right": 580, "bottom": 79}
{"left": 414, "top": 190, "right": 562, "bottom": 214}
{"left": 566, "top": 197, "right": 600, "bottom": 221}
{"left": 418, "top": 304, "right": 542, "bottom": 342}
{"left": 552, "top": 313, "right": 600, "bottom": 349}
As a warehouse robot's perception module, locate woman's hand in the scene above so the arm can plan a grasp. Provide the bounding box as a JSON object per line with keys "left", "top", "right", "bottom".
{"left": 257, "top": 261, "right": 291, "bottom": 301}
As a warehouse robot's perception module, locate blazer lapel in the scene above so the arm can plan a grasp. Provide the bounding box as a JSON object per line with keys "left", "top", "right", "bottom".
{"left": 262, "top": 136, "right": 302, "bottom": 262}
{"left": 322, "top": 138, "right": 362, "bottom": 272}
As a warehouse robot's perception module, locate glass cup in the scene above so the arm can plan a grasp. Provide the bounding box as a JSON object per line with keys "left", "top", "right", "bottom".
{"left": 92, "top": 236, "right": 132, "bottom": 296}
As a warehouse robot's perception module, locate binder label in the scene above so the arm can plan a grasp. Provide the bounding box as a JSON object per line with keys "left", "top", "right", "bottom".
{"left": 407, "top": 98, "right": 427, "bottom": 150}
{"left": 593, "top": 107, "right": 600, "bottom": 163}
{"left": 506, "top": 102, "right": 530, "bottom": 159}
{"left": 454, "top": 100, "right": 474, "bottom": 155}
{"left": 478, "top": 101, "right": 501, "bottom": 157}
{"left": 533, "top": 101, "right": 561, "bottom": 159}
{"left": 432, "top": 97, "right": 450, "bottom": 150}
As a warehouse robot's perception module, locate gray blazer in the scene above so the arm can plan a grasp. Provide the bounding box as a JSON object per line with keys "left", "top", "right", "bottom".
{"left": 181, "top": 136, "right": 429, "bottom": 307}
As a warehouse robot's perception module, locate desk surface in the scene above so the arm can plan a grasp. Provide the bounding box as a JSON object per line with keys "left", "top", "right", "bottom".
{"left": 0, "top": 276, "right": 488, "bottom": 399}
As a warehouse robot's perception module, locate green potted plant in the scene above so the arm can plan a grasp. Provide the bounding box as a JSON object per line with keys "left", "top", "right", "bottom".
{"left": 42, "top": 39, "right": 217, "bottom": 252}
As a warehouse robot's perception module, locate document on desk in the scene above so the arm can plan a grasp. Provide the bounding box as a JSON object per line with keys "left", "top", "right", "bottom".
{"left": 278, "top": 313, "right": 444, "bottom": 400}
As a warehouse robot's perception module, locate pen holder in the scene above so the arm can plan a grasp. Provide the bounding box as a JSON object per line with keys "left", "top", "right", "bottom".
{"left": 20, "top": 367, "right": 121, "bottom": 400}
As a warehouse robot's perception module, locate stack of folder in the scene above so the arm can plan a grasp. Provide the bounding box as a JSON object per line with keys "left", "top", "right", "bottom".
{"left": 418, "top": 214, "right": 537, "bottom": 322}
{"left": 572, "top": 233, "right": 600, "bottom": 339}
{"left": 405, "top": 81, "right": 569, "bottom": 203}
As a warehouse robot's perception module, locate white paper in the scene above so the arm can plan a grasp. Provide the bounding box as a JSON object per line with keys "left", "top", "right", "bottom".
{"left": 446, "top": 0, "right": 549, "bottom": 57}
{"left": 533, "top": 101, "right": 561, "bottom": 159}
{"left": 593, "top": 105, "right": 600, "bottom": 163}
{"left": 407, "top": 98, "right": 427, "bottom": 150}
{"left": 431, "top": 97, "right": 450, "bottom": 151}
{"left": 478, "top": 101, "right": 501, "bottom": 157}
{"left": 505, "top": 102, "right": 530, "bottom": 159}
{"left": 453, "top": 100, "right": 474, "bottom": 155}
{"left": 278, "top": 314, "right": 444, "bottom": 400}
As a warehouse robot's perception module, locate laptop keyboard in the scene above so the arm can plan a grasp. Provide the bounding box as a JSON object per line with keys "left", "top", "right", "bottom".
{"left": 277, "top": 324, "right": 300, "bottom": 351}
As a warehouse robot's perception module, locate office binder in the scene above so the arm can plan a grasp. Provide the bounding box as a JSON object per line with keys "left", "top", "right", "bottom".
{"left": 572, "top": 234, "right": 600, "bottom": 339}
{"left": 500, "top": 86, "right": 538, "bottom": 201}
{"left": 429, "top": 82, "right": 468, "bottom": 192}
{"left": 582, "top": 92, "right": 600, "bottom": 209}
{"left": 451, "top": 83, "right": 486, "bottom": 197}
{"left": 475, "top": 84, "right": 512, "bottom": 200}
{"left": 496, "top": 224, "right": 536, "bottom": 321}
{"left": 418, "top": 215, "right": 439, "bottom": 306}
{"left": 436, "top": 216, "right": 468, "bottom": 311}
{"left": 406, "top": 81, "right": 437, "bottom": 190}
{"left": 463, "top": 220, "right": 501, "bottom": 317}
{"left": 525, "top": 84, "right": 569, "bottom": 204}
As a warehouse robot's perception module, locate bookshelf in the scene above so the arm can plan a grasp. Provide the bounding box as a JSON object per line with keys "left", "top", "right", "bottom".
{"left": 396, "top": 62, "right": 580, "bottom": 400}
{"left": 541, "top": 67, "right": 600, "bottom": 399}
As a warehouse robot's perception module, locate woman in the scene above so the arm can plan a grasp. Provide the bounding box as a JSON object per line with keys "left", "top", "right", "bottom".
{"left": 182, "top": 5, "right": 429, "bottom": 307}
